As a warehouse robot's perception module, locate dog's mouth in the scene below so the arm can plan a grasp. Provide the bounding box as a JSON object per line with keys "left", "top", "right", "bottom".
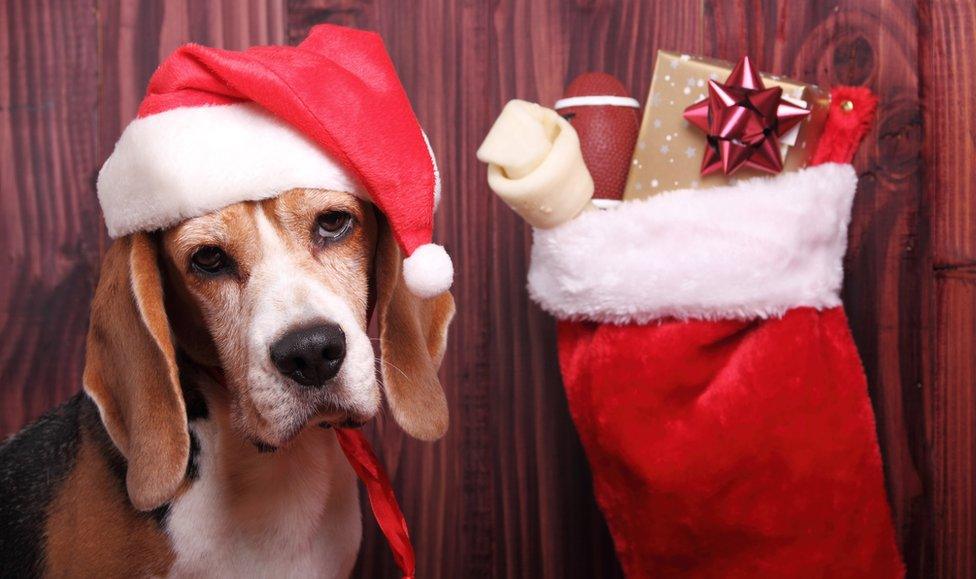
{"left": 318, "top": 417, "right": 367, "bottom": 430}
{"left": 251, "top": 439, "right": 280, "bottom": 454}
{"left": 248, "top": 405, "right": 372, "bottom": 452}
{"left": 312, "top": 402, "right": 373, "bottom": 429}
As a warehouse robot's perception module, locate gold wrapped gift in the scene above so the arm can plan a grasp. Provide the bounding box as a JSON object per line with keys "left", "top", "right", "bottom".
{"left": 623, "top": 51, "right": 830, "bottom": 201}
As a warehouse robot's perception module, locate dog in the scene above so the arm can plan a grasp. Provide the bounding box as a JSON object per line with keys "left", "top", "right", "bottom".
{"left": 0, "top": 188, "right": 455, "bottom": 577}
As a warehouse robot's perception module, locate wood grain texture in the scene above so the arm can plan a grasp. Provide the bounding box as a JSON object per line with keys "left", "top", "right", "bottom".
{"left": 1, "top": 0, "right": 103, "bottom": 437}
{"left": 1, "top": 1, "right": 973, "bottom": 577}
{"left": 703, "top": 2, "right": 931, "bottom": 576}
{"left": 920, "top": 1, "right": 976, "bottom": 577}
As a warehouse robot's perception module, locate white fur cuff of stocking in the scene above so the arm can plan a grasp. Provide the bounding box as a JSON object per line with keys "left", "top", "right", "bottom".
{"left": 527, "top": 163, "right": 858, "bottom": 324}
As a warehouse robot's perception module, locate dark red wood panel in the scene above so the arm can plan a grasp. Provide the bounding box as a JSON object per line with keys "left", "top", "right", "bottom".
{"left": 920, "top": 1, "right": 976, "bottom": 576}
{"left": 1, "top": 0, "right": 103, "bottom": 436}
{"left": 1, "top": 1, "right": 974, "bottom": 577}
{"left": 702, "top": 1, "right": 931, "bottom": 575}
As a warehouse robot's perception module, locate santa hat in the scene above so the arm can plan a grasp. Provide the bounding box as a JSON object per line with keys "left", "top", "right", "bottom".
{"left": 96, "top": 24, "right": 452, "bottom": 299}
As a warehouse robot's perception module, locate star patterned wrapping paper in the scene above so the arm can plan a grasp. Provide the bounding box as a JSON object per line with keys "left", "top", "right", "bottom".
{"left": 623, "top": 51, "right": 830, "bottom": 201}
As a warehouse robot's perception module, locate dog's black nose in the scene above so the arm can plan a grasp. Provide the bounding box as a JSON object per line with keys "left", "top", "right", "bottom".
{"left": 270, "top": 324, "right": 346, "bottom": 388}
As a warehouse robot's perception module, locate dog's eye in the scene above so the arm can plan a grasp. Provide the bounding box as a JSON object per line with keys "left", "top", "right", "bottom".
{"left": 190, "top": 246, "right": 231, "bottom": 275}
{"left": 314, "top": 211, "right": 353, "bottom": 243}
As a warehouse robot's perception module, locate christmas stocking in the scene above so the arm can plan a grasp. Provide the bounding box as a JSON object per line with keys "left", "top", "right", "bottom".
{"left": 490, "top": 88, "right": 904, "bottom": 578}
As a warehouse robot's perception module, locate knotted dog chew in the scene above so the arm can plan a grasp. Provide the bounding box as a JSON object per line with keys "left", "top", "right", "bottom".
{"left": 477, "top": 100, "right": 593, "bottom": 229}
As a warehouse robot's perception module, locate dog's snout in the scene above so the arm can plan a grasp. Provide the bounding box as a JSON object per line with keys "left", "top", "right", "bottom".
{"left": 270, "top": 324, "right": 346, "bottom": 388}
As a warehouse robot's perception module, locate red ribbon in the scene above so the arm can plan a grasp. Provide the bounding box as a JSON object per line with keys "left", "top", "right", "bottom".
{"left": 335, "top": 428, "right": 417, "bottom": 579}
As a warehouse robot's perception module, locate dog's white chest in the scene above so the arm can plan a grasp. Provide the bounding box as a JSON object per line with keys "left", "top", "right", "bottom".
{"left": 164, "top": 423, "right": 361, "bottom": 578}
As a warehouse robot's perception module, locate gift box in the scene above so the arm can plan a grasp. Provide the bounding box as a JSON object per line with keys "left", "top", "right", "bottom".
{"left": 623, "top": 50, "right": 830, "bottom": 200}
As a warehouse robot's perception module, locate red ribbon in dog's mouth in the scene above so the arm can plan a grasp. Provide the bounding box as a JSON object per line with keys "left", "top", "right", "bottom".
{"left": 335, "top": 428, "right": 416, "bottom": 579}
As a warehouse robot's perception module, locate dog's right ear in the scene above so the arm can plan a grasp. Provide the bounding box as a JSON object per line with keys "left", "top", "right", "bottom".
{"left": 83, "top": 232, "right": 189, "bottom": 512}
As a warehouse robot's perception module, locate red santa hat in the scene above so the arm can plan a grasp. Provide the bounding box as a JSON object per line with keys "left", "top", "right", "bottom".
{"left": 97, "top": 24, "right": 452, "bottom": 298}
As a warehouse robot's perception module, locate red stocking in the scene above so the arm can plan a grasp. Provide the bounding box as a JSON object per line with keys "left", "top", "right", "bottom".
{"left": 528, "top": 88, "right": 903, "bottom": 578}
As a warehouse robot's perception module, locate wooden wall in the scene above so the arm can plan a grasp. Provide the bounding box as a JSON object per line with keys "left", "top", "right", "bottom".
{"left": 1, "top": 1, "right": 973, "bottom": 577}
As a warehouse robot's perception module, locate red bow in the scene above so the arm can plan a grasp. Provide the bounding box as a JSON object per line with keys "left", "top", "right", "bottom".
{"left": 683, "top": 56, "right": 810, "bottom": 176}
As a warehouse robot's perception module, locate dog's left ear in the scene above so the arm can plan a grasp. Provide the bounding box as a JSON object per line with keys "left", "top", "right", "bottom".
{"left": 83, "top": 232, "right": 188, "bottom": 511}
{"left": 375, "top": 217, "right": 456, "bottom": 441}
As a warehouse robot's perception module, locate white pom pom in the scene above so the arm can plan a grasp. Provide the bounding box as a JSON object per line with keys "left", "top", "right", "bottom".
{"left": 402, "top": 243, "right": 454, "bottom": 298}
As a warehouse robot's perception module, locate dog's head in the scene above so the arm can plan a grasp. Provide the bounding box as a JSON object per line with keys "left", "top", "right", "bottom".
{"left": 82, "top": 189, "right": 454, "bottom": 511}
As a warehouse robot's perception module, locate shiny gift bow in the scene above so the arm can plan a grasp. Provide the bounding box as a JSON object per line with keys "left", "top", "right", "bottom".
{"left": 683, "top": 56, "right": 811, "bottom": 176}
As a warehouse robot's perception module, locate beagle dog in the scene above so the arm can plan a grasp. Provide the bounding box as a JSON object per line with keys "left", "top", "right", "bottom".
{"left": 0, "top": 188, "right": 455, "bottom": 577}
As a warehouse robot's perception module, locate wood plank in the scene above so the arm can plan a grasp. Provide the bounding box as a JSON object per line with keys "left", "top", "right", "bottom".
{"left": 483, "top": 4, "right": 700, "bottom": 578}
{"left": 828, "top": 4, "right": 928, "bottom": 572}
{"left": 922, "top": 2, "right": 976, "bottom": 265}
{"left": 928, "top": 272, "right": 976, "bottom": 577}
{"left": 96, "top": 0, "right": 286, "bottom": 166}
{"left": 286, "top": 2, "right": 496, "bottom": 576}
{"left": 347, "top": 3, "right": 485, "bottom": 576}
{"left": 702, "top": 0, "right": 926, "bottom": 573}
{"left": 0, "top": 0, "right": 102, "bottom": 435}
{"left": 920, "top": 1, "right": 976, "bottom": 576}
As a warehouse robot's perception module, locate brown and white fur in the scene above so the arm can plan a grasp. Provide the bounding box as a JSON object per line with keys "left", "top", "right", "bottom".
{"left": 0, "top": 189, "right": 455, "bottom": 578}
